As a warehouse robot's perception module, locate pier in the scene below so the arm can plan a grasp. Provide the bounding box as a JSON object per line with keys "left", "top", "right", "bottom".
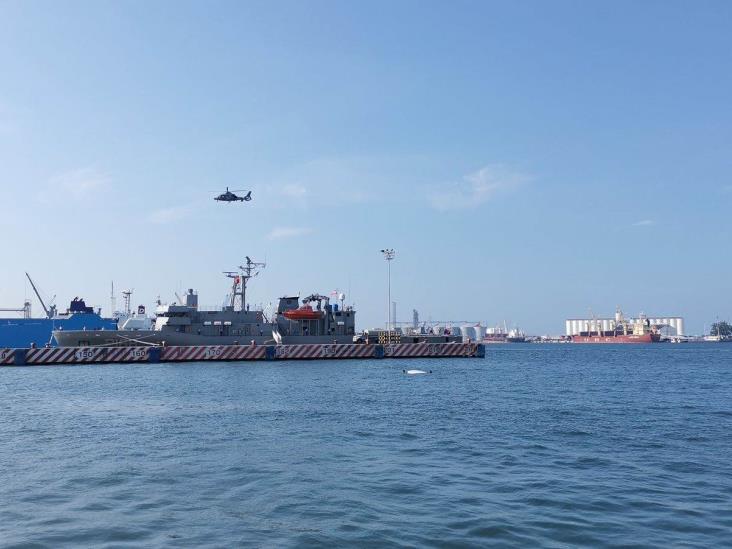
{"left": 0, "top": 342, "right": 484, "bottom": 367}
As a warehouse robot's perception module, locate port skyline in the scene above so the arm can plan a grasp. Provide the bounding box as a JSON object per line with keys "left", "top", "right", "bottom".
{"left": 1, "top": 1, "right": 730, "bottom": 335}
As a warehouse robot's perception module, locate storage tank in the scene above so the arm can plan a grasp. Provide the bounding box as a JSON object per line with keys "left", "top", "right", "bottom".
{"left": 462, "top": 326, "right": 476, "bottom": 341}
{"left": 671, "top": 318, "right": 681, "bottom": 335}
{"left": 474, "top": 325, "right": 487, "bottom": 340}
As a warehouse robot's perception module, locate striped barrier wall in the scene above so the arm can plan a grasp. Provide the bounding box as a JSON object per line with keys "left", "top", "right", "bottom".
{"left": 105, "top": 347, "right": 150, "bottom": 363}
{"left": 272, "top": 343, "right": 379, "bottom": 360}
{"left": 25, "top": 346, "right": 107, "bottom": 365}
{"left": 383, "top": 342, "right": 479, "bottom": 358}
{"left": 160, "top": 345, "right": 267, "bottom": 362}
{"left": 0, "top": 343, "right": 483, "bottom": 366}
{"left": 1, "top": 349, "right": 15, "bottom": 365}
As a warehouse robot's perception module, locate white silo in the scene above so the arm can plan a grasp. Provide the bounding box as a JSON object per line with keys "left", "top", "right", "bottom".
{"left": 462, "top": 326, "right": 476, "bottom": 341}
{"left": 670, "top": 318, "right": 679, "bottom": 335}
{"left": 474, "top": 325, "right": 487, "bottom": 340}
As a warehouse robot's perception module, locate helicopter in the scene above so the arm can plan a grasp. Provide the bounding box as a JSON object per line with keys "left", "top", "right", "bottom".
{"left": 214, "top": 187, "right": 252, "bottom": 203}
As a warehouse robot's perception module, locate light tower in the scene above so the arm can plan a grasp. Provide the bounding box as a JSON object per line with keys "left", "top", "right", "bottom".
{"left": 380, "top": 248, "right": 396, "bottom": 342}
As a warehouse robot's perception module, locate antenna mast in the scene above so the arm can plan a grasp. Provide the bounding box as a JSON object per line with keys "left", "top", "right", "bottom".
{"left": 121, "top": 290, "right": 133, "bottom": 316}
{"left": 223, "top": 256, "right": 266, "bottom": 312}
{"left": 111, "top": 281, "right": 116, "bottom": 316}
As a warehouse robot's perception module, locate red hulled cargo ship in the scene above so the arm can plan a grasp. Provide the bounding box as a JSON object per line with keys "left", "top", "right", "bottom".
{"left": 571, "top": 333, "right": 661, "bottom": 344}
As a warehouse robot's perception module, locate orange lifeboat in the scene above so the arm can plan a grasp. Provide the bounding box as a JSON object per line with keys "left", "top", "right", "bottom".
{"left": 283, "top": 305, "right": 323, "bottom": 321}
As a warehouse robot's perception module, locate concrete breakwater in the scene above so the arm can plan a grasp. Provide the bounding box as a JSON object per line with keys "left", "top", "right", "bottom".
{"left": 0, "top": 342, "right": 484, "bottom": 366}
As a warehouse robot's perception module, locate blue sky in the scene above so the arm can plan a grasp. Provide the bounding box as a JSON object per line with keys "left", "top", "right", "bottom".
{"left": 1, "top": 0, "right": 730, "bottom": 334}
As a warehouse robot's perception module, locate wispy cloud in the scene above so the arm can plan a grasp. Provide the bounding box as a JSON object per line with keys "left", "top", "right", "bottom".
{"left": 280, "top": 183, "right": 307, "bottom": 199}
{"left": 632, "top": 219, "right": 654, "bottom": 227}
{"left": 267, "top": 226, "right": 313, "bottom": 240}
{"left": 35, "top": 166, "right": 111, "bottom": 205}
{"left": 264, "top": 156, "right": 390, "bottom": 209}
{"left": 147, "top": 206, "right": 190, "bottom": 224}
{"left": 428, "top": 165, "right": 528, "bottom": 211}
{"left": 48, "top": 167, "right": 110, "bottom": 199}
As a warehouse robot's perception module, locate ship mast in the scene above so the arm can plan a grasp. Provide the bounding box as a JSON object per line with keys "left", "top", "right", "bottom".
{"left": 224, "top": 256, "right": 266, "bottom": 312}
{"left": 121, "top": 290, "right": 133, "bottom": 316}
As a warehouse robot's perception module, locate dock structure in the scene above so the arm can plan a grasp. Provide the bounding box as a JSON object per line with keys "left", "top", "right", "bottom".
{"left": 0, "top": 342, "right": 484, "bottom": 367}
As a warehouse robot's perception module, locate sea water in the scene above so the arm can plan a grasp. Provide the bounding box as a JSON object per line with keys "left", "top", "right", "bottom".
{"left": 1, "top": 344, "right": 731, "bottom": 547}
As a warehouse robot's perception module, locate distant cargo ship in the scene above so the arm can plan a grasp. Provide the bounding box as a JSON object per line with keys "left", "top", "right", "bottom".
{"left": 506, "top": 328, "right": 528, "bottom": 343}
{"left": 572, "top": 332, "right": 661, "bottom": 344}
{"left": 0, "top": 273, "right": 118, "bottom": 348}
{"left": 482, "top": 322, "right": 528, "bottom": 343}
{"left": 571, "top": 309, "right": 662, "bottom": 344}
{"left": 0, "top": 298, "right": 117, "bottom": 348}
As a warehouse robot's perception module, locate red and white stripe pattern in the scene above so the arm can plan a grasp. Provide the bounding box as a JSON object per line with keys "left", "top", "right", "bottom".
{"left": 25, "top": 347, "right": 107, "bottom": 365}
{"left": 273, "top": 344, "right": 377, "bottom": 360}
{"left": 383, "top": 342, "right": 477, "bottom": 358}
{"left": 161, "top": 345, "right": 267, "bottom": 362}
{"left": 0, "top": 349, "right": 14, "bottom": 365}
{"left": 105, "top": 347, "right": 150, "bottom": 363}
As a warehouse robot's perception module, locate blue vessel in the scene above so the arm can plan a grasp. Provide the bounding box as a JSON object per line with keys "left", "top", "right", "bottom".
{"left": 0, "top": 298, "right": 118, "bottom": 348}
{"left": 0, "top": 273, "right": 118, "bottom": 348}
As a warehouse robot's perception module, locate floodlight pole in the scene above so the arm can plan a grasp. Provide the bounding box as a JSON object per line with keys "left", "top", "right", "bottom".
{"left": 380, "top": 249, "right": 395, "bottom": 342}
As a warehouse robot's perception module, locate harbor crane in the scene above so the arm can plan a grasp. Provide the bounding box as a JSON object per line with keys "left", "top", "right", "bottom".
{"left": 25, "top": 272, "right": 56, "bottom": 319}
{"left": 0, "top": 301, "right": 32, "bottom": 318}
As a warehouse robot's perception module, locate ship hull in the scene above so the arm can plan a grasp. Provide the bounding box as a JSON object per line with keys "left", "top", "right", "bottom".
{"left": 571, "top": 333, "right": 661, "bottom": 344}
{"left": 52, "top": 329, "right": 355, "bottom": 348}
{"left": 0, "top": 315, "right": 117, "bottom": 348}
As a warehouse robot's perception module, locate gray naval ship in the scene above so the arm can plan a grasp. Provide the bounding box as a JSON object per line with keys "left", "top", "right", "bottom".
{"left": 53, "top": 258, "right": 357, "bottom": 347}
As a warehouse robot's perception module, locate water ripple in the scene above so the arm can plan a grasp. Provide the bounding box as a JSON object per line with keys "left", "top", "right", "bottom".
{"left": 1, "top": 345, "right": 731, "bottom": 547}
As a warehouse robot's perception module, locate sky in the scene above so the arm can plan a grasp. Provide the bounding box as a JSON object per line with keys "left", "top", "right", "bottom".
{"left": 0, "top": 0, "right": 730, "bottom": 334}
